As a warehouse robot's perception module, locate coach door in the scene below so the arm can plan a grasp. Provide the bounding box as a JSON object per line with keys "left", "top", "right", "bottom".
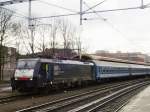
{"left": 46, "top": 64, "right": 53, "bottom": 81}
{"left": 38, "top": 63, "right": 53, "bottom": 82}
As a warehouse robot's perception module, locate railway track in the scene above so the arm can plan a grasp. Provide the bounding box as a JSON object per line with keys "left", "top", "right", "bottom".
{"left": 0, "top": 93, "right": 37, "bottom": 105}
{"left": 0, "top": 83, "right": 10, "bottom": 88}
{"left": 0, "top": 95, "right": 23, "bottom": 104}
{"left": 0, "top": 79, "right": 134, "bottom": 105}
{"left": 16, "top": 78, "right": 150, "bottom": 112}
{"left": 70, "top": 82, "right": 149, "bottom": 112}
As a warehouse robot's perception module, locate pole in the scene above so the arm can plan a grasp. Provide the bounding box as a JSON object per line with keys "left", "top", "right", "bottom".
{"left": 141, "top": 0, "right": 144, "bottom": 9}
{"left": 80, "top": 0, "right": 83, "bottom": 25}
{"left": 79, "top": 0, "right": 83, "bottom": 60}
{"left": 31, "top": 28, "right": 34, "bottom": 55}
{"left": 29, "top": 0, "right": 34, "bottom": 55}
{"left": 29, "top": 0, "right": 31, "bottom": 27}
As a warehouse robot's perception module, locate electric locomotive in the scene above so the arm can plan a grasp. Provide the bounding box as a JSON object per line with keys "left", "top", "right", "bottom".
{"left": 11, "top": 58, "right": 94, "bottom": 91}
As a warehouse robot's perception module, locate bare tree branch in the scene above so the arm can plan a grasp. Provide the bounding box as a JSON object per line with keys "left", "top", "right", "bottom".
{"left": 0, "top": 7, "right": 14, "bottom": 80}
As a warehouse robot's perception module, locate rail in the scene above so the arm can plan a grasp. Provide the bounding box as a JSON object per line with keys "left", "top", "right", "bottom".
{"left": 16, "top": 78, "right": 149, "bottom": 112}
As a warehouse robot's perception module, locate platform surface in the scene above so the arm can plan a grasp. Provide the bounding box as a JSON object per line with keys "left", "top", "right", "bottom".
{"left": 120, "top": 85, "right": 150, "bottom": 112}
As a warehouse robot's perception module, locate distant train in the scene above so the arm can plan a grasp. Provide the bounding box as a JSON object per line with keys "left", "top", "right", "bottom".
{"left": 11, "top": 58, "right": 150, "bottom": 92}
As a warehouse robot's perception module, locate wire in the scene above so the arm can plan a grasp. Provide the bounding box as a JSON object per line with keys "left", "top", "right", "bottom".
{"left": 38, "top": 0, "right": 78, "bottom": 13}
{"left": 1, "top": 6, "right": 50, "bottom": 28}
{"left": 83, "top": 1, "right": 145, "bottom": 52}
{"left": 83, "top": 2, "right": 106, "bottom": 21}
{"left": 0, "top": 0, "right": 35, "bottom": 6}
{"left": 0, "top": 1, "right": 49, "bottom": 26}
{"left": 145, "top": 2, "right": 150, "bottom": 7}
{"left": 33, "top": 5, "right": 150, "bottom": 20}
{"left": 0, "top": 6, "right": 28, "bottom": 19}
{"left": 83, "top": 0, "right": 108, "bottom": 12}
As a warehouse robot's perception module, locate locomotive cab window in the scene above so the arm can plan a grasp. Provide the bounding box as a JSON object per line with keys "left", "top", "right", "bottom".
{"left": 17, "top": 60, "right": 37, "bottom": 69}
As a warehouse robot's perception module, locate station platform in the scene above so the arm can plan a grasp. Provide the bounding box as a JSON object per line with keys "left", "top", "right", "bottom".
{"left": 119, "top": 85, "right": 150, "bottom": 112}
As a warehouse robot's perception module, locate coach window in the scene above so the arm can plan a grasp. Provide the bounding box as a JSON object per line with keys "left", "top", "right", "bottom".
{"left": 103, "top": 67, "right": 106, "bottom": 73}
{"left": 101, "top": 67, "right": 103, "bottom": 74}
{"left": 99, "top": 67, "right": 101, "bottom": 73}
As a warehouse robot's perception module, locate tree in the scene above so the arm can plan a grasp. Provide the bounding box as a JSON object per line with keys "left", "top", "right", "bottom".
{"left": 15, "top": 21, "right": 36, "bottom": 55}
{"left": 60, "top": 18, "right": 76, "bottom": 57}
{"left": 59, "top": 18, "right": 82, "bottom": 57}
{"left": 13, "top": 17, "right": 83, "bottom": 59}
{"left": 0, "top": 8, "right": 14, "bottom": 80}
{"left": 60, "top": 18, "right": 70, "bottom": 50}
{"left": 50, "top": 18, "right": 60, "bottom": 57}
{"left": 35, "top": 24, "right": 51, "bottom": 55}
{"left": 11, "top": 22, "right": 22, "bottom": 59}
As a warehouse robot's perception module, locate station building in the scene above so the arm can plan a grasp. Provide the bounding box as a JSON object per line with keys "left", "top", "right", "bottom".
{"left": 95, "top": 50, "right": 150, "bottom": 63}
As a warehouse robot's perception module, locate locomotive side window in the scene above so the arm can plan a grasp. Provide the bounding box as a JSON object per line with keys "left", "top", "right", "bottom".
{"left": 38, "top": 63, "right": 53, "bottom": 81}
{"left": 39, "top": 63, "right": 47, "bottom": 76}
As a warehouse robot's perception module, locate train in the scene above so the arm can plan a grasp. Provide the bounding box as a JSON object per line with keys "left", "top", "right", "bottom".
{"left": 11, "top": 57, "right": 150, "bottom": 92}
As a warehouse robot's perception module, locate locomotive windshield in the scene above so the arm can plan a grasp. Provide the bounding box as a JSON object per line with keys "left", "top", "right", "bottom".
{"left": 16, "top": 60, "right": 37, "bottom": 69}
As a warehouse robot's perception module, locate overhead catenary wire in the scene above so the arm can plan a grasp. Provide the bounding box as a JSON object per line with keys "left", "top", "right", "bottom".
{"left": 1, "top": 1, "right": 150, "bottom": 23}
{"left": 32, "top": 5, "right": 150, "bottom": 20}
{"left": 1, "top": 0, "right": 150, "bottom": 54}
{"left": 83, "top": 1, "right": 106, "bottom": 21}
{"left": 83, "top": 0, "right": 108, "bottom": 12}
{"left": 0, "top": 0, "right": 36, "bottom": 6}
{"left": 0, "top": 6, "right": 28, "bottom": 19}
{"left": 83, "top": 1, "right": 147, "bottom": 53}
{"left": 0, "top": 1, "right": 51, "bottom": 27}
{"left": 1, "top": 1, "right": 150, "bottom": 22}
{"left": 0, "top": 5, "right": 50, "bottom": 54}
{"left": 84, "top": 2, "right": 149, "bottom": 53}
{"left": 1, "top": 6, "right": 50, "bottom": 28}
{"left": 37, "top": 0, "right": 78, "bottom": 13}
{"left": 83, "top": 1, "right": 127, "bottom": 36}
{"left": 145, "top": 2, "right": 150, "bottom": 7}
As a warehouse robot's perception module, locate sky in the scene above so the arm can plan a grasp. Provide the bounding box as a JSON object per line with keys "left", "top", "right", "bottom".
{"left": 2, "top": 0, "right": 150, "bottom": 54}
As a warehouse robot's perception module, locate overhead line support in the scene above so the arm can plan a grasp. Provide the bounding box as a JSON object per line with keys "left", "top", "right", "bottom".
{"left": 80, "top": 0, "right": 83, "bottom": 25}
{"left": 141, "top": 0, "right": 144, "bottom": 9}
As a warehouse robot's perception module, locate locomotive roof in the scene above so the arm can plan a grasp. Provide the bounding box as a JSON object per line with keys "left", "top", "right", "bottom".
{"left": 18, "top": 58, "right": 94, "bottom": 66}
{"left": 40, "top": 58, "right": 94, "bottom": 65}
{"left": 18, "top": 58, "right": 150, "bottom": 67}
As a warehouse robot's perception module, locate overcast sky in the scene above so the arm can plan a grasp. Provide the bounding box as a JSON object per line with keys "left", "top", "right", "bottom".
{"left": 2, "top": 0, "right": 150, "bottom": 54}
